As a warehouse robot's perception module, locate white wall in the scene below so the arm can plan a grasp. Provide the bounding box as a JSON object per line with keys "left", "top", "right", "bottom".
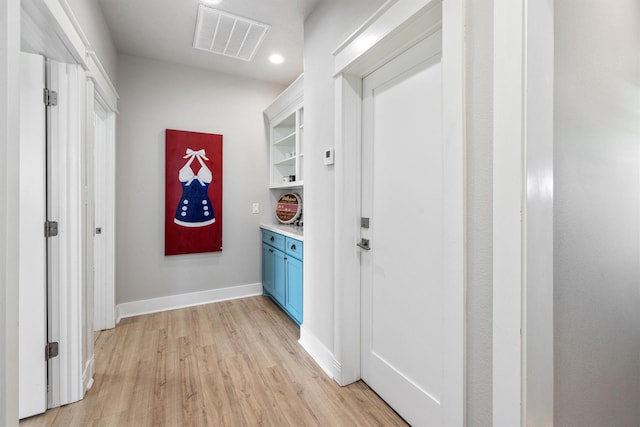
{"left": 65, "top": 0, "right": 118, "bottom": 86}
{"left": 302, "top": 0, "right": 386, "bottom": 359}
{"left": 0, "top": 0, "right": 20, "bottom": 424}
{"left": 116, "top": 54, "right": 284, "bottom": 304}
{"left": 554, "top": 1, "right": 640, "bottom": 425}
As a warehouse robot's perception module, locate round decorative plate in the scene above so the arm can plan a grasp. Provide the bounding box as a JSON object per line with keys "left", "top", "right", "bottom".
{"left": 275, "top": 193, "right": 302, "bottom": 224}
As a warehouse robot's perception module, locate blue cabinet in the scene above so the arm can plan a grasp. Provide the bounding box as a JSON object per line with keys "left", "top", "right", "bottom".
{"left": 261, "top": 229, "right": 303, "bottom": 324}
{"left": 285, "top": 256, "right": 303, "bottom": 323}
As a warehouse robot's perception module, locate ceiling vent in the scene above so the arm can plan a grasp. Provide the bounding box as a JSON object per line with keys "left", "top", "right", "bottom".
{"left": 193, "top": 4, "right": 270, "bottom": 62}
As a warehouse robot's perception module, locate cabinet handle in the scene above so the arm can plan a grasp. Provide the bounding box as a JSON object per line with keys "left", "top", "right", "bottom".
{"left": 291, "top": 244, "right": 296, "bottom": 250}
{"left": 270, "top": 236, "right": 275, "bottom": 241}
{"left": 269, "top": 249, "right": 274, "bottom": 253}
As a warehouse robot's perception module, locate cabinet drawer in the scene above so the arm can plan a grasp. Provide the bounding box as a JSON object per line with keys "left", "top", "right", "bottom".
{"left": 262, "top": 229, "right": 285, "bottom": 251}
{"left": 285, "top": 237, "right": 303, "bottom": 260}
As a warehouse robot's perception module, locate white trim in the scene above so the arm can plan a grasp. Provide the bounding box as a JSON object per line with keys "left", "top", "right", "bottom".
{"left": 333, "top": 72, "right": 362, "bottom": 387}
{"left": 333, "top": 1, "right": 466, "bottom": 425}
{"left": 332, "top": 0, "right": 399, "bottom": 55}
{"left": 263, "top": 74, "right": 303, "bottom": 121}
{"left": 333, "top": 0, "right": 442, "bottom": 76}
{"left": 18, "top": 52, "right": 47, "bottom": 419}
{"left": 83, "top": 77, "right": 96, "bottom": 400}
{"left": 298, "top": 326, "right": 341, "bottom": 380}
{"left": 86, "top": 51, "right": 119, "bottom": 114}
{"left": 1, "top": 0, "right": 21, "bottom": 424}
{"left": 493, "top": 1, "right": 555, "bottom": 425}
{"left": 103, "top": 109, "right": 116, "bottom": 329}
{"left": 116, "top": 283, "right": 263, "bottom": 320}
{"left": 20, "top": 0, "right": 88, "bottom": 68}
{"left": 441, "top": 0, "right": 467, "bottom": 423}
{"left": 492, "top": 1, "right": 525, "bottom": 423}
{"left": 522, "top": 1, "right": 554, "bottom": 424}
{"left": 82, "top": 356, "right": 94, "bottom": 392}
{"left": 57, "top": 0, "right": 91, "bottom": 48}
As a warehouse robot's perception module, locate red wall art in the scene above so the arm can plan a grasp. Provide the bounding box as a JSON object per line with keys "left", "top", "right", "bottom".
{"left": 165, "top": 129, "right": 223, "bottom": 255}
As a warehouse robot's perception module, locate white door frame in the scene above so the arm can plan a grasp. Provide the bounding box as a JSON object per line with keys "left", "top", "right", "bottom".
{"left": 492, "top": 0, "right": 554, "bottom": 425}
{"left": 91, "top": 93, "right": 117, "bottom": 332}
{"left": 332, "top": 0, "right": 466, "bottom": 424}
{"left": 0, "top": 0, "right": 22, "bottom": 424}
{"left": 86, "top": 51, "right": 118, "bottom": 340}
{"left": 18, "top": 52, "right": 47, "bottom": 419}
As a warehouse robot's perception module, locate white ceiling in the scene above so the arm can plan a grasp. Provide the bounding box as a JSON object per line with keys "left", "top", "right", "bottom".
{"left": 97, "top": 0, "right": 320, "bottom": 86}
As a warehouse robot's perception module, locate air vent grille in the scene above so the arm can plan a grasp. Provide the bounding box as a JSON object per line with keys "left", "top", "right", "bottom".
{"left": 193, "top": 5, "right": 270, "bottom": 62}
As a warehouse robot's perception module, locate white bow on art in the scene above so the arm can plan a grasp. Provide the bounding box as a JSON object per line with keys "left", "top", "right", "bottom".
{"left": 179, "top": 148, "right": 212, "bottom": 186}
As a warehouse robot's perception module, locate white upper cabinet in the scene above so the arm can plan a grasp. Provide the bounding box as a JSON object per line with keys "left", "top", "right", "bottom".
{"left": 264, "top": 74, "right": 304, "bottom": 188}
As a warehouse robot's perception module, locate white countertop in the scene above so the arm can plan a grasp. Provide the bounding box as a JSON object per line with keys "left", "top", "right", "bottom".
{"left": 260, "top": 223, "right": 304, "bottom": 241}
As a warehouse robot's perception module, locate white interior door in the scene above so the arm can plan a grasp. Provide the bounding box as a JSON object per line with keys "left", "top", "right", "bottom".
{"left": 18, "top": 52, "right": 47, "bottom": 419}
{"left": 360, "top": 33, "right": 449, "bottom": 426}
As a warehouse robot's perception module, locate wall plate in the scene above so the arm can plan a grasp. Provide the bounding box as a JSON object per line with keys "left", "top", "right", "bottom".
{"left": 324, "top": 147, "right": 334, "bottom": 165}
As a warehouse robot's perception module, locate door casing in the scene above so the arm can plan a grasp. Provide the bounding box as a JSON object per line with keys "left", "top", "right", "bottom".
{"left": 91, "top": 96, "right": 116, "bottom": 332}
{"left": 18, "top": 51, "right": 47, "bottom": 420}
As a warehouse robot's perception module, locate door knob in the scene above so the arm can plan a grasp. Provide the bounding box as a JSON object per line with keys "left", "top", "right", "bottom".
{"left": 356, "top": 238, "right": 371, "bottom": 251}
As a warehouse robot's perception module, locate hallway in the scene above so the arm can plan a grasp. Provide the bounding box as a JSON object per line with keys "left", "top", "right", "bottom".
{"left": 20, "top": 296, "right": 406, "bottom": 426}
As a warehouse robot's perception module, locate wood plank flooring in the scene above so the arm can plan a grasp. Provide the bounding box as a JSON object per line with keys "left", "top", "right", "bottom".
{"left": 20, "top": 296, "right": 408, "bottom": 426}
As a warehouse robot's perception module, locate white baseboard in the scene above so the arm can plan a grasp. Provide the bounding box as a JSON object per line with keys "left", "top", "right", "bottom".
{"left": 299, "top": 325, "right": 341, "bottom": 380}
{"left": 82, "top": 356, "right": 94, "bottom": 393}
{"left": 116, "top": 283, "right": 263, "bottom": 321}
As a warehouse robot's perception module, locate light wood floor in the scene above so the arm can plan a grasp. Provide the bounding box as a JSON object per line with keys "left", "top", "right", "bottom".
{"left": 20, "top": 296, "right": 407, "bottom": 426}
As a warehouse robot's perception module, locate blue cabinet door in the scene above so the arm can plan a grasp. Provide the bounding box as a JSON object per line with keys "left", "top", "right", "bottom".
{"left": 272, "top": 247, "right": 286, "bottom": 305}
{"left": 285, "top": 256, "right": 303, "bottom": 324}
{"left": 262, "top": 243, "right": 275, "bottom": 296}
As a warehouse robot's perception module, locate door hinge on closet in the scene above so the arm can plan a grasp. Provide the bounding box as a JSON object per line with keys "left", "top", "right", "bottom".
{"left": 43, "top": 88, "right": 57, "bottom": 106}
{"left": 45, "top": 342, "right": 59, "bottom": 361}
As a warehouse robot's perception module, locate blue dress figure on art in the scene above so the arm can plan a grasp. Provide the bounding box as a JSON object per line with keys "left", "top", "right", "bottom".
{"left": 174, "top": 148, "right": 215, "bottom": 227}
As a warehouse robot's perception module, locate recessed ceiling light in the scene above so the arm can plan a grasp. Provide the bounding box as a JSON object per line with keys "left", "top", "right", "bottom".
{"left": 200, "top": 0, "right": 222, "bottom": 5}
{"left": 269, "top": 54, "right": 284, "bottom": 64}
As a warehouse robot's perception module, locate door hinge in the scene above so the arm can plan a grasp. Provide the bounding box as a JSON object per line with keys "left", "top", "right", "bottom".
{"left": 44, "top": 220, "right": 58, "bottom": 237}
{"left": 44, "top": 88, "right": 58, "bottom": 106}
{"left": 45, "top": 342, "right": 59, "bottom": 361}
